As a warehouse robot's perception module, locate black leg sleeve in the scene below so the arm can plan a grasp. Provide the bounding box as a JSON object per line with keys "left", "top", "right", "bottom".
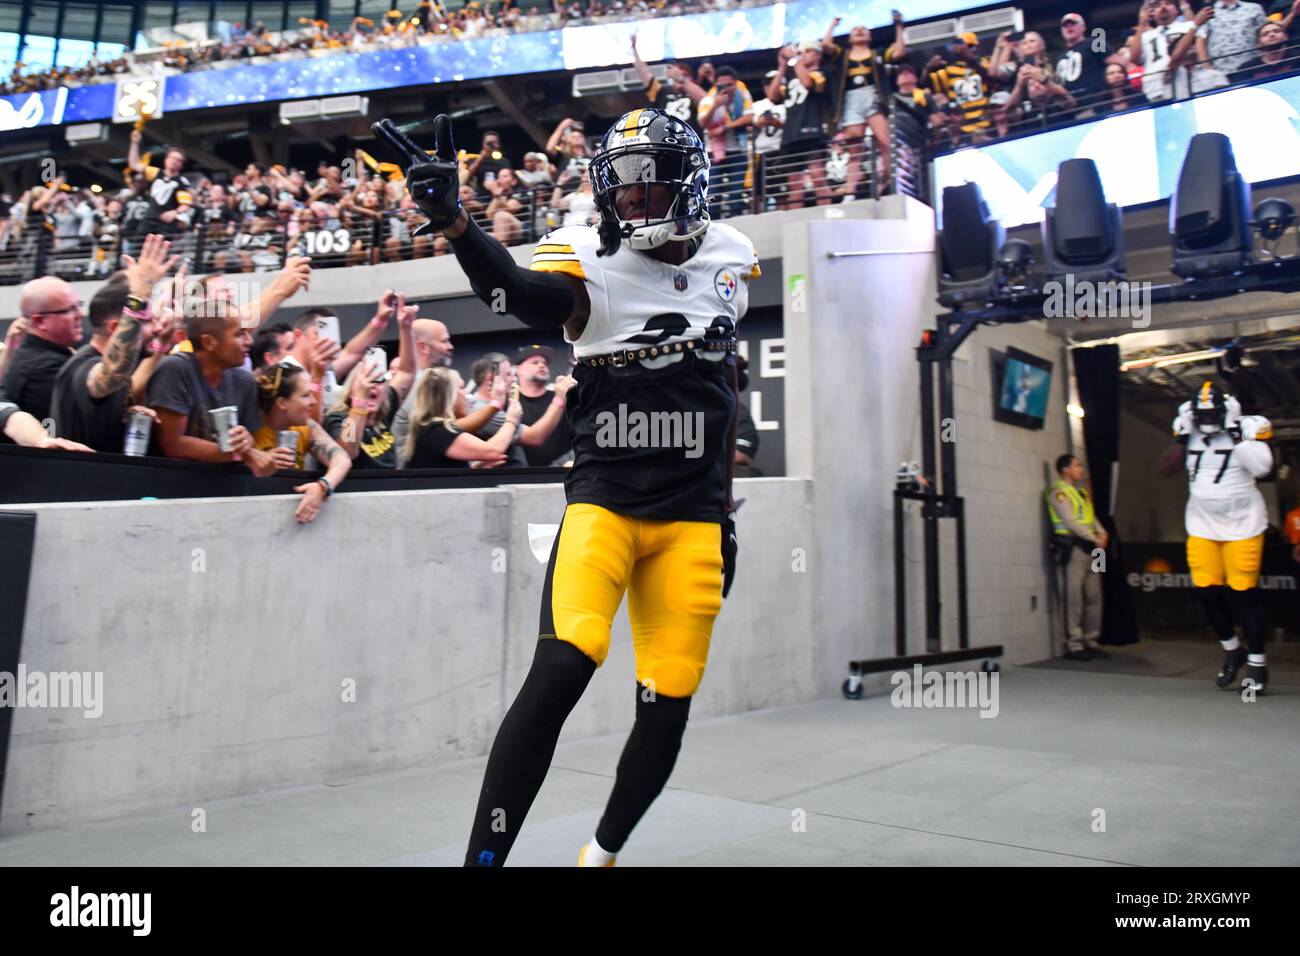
{"left": 463, "top": 638, "right": 596, "bottom": 867}
{"left": 1228, "top": 587, "right": 1267, "bottom": 655}
{"left": 594, "top": 684, "right": 692, "bottom": 855}
{"left": 1199, "top": 585, "right": 1235, "bottom": 642}
{"left": 448, "top": 218, "right": 576, "bottom": 329}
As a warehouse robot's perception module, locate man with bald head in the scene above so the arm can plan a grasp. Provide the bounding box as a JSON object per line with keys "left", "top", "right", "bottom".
{"left": 391, "top": 317, "right": 454, "bottom": 454}
{"left": 4, "top": 275, "right": 84, "bottom": 423}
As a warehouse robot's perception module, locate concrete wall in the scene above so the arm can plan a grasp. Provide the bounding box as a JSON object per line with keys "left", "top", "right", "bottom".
{"left": 782, "top": 195, "right": 946, "bottom": 691}
{"left": 945, "top": 322, "right": 1071, "bottom": 664}
{"left": 2, "top": 478, "right": 814, "bottom": 834}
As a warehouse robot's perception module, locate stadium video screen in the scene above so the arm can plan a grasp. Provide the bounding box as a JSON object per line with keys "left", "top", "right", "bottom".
{"left": 993, "top": 347, "right": 1053, "bottom": 430}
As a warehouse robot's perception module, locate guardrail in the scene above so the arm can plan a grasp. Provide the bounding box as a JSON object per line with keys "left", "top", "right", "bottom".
{"left": 0, "top": 116, "right": 930, "bottom": 286}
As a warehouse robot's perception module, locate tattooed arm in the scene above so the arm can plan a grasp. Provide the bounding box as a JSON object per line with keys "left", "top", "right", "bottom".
{"left": 292, "top": 419, "right": 352, "bottom": 524}
{"left": 306, "top": 418, "right": 352, "bottom": 486}
{"left": 86, "top": 312, "right": 147, "bottom": 399}
{"left": 88, "top": 233, "right": 177, "bottom": 400}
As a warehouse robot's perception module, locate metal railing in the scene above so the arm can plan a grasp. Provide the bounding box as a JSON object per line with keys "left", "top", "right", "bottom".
{"left": 929, "top": 40, "right": 1300, "bottom": 152}
{"left": 0, "top": 112, "right": 933, "bottom": 286}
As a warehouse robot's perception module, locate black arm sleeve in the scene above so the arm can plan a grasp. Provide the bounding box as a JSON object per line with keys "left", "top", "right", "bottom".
{"left": 448, "top": 218, "right": 577, "bottom": 330}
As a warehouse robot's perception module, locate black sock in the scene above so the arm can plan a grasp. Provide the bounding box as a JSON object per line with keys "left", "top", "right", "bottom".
{"left": 1199, "top": 586, "right": 1235, "bottom": 642}
{"left": 594, "top": 684, "right": 692, "bottom": 855}
{"left": 1229, "top": 587, "right": 1267, "bottom": 656}
{"left": 463, "top": 638, "right": 595, "bottom": 867}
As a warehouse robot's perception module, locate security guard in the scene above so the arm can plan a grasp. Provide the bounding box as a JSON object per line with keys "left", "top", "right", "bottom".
{"left": 1046, "top": 454, "right": 1109, "bottom": 660}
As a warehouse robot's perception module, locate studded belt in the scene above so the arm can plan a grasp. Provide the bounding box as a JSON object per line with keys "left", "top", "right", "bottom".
{"left": 578, "top": 338, "right": 738, "bottom": 368}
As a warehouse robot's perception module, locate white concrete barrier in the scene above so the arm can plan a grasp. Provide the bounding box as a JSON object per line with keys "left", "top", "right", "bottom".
{"left": 2, "top": 478, "right": 813, "bottom": 834}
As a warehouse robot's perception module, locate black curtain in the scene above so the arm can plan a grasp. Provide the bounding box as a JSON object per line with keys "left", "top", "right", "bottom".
{"left": 1073, "top": 344, "right": 1140, "bottom": 646}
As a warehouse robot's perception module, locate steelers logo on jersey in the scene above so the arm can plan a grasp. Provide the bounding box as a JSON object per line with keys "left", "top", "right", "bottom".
{"left": 714, "top": 267, "right": 738, "bottom": 302}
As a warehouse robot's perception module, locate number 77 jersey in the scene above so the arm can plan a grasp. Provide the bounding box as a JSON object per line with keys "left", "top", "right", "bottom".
{"left": 1184, "top": 429, "right": 1273, "bottom": 541}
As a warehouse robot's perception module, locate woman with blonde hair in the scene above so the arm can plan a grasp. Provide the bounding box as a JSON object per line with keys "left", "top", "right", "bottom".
{"left": 405, "top": 366, "right": 523, "bottom": 468}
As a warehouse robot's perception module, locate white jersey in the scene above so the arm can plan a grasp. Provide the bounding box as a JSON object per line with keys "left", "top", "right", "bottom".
{"left": 528, "top": 221, "right": 759, "bottom": 359}
{"left": 1140, "top": 21, "right": 1193, "bottom": 101}
{"left": 1183, "top": 429, "right": 1272, "bottom": 541}
{"left": 751, "top": 98, "right": 786, "bottom": 155}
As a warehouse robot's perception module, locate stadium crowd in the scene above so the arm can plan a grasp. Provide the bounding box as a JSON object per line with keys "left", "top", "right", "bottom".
{"left": 1, "top": 0, "right": 761, "bottom": 96}
{"left": 3, "top": 2, "right": 1300, "bottom": 280}
{"left": 0, "top": 224, "right": 766, "bottom": 517}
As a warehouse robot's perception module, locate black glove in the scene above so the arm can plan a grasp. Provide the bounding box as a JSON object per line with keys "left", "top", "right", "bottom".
{"left": 721, "top": 511, "right": 738, "bottom": 599}
{"left": 371, "top": 115, "right": 461, "bottom": 234}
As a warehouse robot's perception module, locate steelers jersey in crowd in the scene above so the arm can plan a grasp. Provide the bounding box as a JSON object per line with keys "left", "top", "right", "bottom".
{"left": 828, "top": 44, "right": 898, "bottom": 126}
{"left": 139, "top": 164, "right": 194, "bottom": 235}
{"left": 646, "top": 76, "right": 701, "bottom": 136}
{"left": 1182, "top": 425, "right": 1273, "bottom": 541}
{"left": 529, "top": 221, "right": 760, "bottom": 522}
{"left": 928, "top": 59, "right": 992, "bottom": 133}
{"left": 778, "top": 63, "right": 838, "bottom": 147}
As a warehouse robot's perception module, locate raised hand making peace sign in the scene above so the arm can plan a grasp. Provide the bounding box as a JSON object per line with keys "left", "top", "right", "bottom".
{"left": 371, "top": 115, "right": 463, "bottom": 235}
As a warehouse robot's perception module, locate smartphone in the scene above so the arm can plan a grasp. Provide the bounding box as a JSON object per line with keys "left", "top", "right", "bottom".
{"left": 1007, "top": 30, "right": 1024, "bottom": 42}
{"left": 384, "top": 290, "right": 399, "bottom": 309}
{"left": 364, "top": 345, "right": 388, "bottom": 375}
{"left": 509, "top": 382, "right": 520, "bottom": 404}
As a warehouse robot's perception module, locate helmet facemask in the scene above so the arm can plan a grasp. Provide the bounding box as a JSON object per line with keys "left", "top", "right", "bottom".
{"left": 591, "top": 141, "right": 710, "bottom": 252}
{"left": 1192, "top": 384, "right": 1240, "bottom": 434}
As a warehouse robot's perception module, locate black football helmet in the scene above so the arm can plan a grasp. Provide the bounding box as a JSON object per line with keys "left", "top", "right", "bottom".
{"left": 1192, "top": 381, "right": 1241, "bottom": 434}
{"left": 589, "top": 108, "right": 710, "bottom": 256}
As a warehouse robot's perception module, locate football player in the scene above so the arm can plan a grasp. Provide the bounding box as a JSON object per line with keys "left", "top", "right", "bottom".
{"left": 377, "top": 109, "right": 759, "bottom": 866}
{"left": 1160, "top": 382, "right": 1274, "bottom": 692}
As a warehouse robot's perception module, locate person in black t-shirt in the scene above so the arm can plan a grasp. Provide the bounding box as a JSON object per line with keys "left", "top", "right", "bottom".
{"left": 732, "top": 354, "right": 762, "bottom": 478}
{"left": 630, "top": 32, "right": 707, "bottom": 136}
{"left": 126, "top": 130, "right": 194, "bottom": 239}
{"left": 512, "top": 344, "right": 572, "bottom": 467}
{"left": 1055, "top": 13, "right": 1119, "bottom": 117}
{"left": 322, "top": 295, "right": 418, "bottom": 469}
{"left": 4, "top": 274, "right": 84, "bottom": 422}
{"left": 767, "top": 39, "right": 838, "bottom": 208}
{"left": 119, "top": 174, "right": 152, "bottom": 257}
{"left": 1238, "top": 20, "right": 1294, "bottom": 80}
{"left": 462, "top": 131, "right": 512, "bottom": 195}
{"left": 51, "top": 239, "right": 179, "bottom": 452}
{"left": 405, "top": 366, "right": 523, "bottom": 468}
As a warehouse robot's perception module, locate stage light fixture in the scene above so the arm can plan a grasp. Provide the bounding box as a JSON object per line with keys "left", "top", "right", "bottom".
{"left": 997, "top": 238, "right": 1035, "bottom": 288}
{"left": 937, "top": 182, "right": 1006, "bottom": 309}
{"left": 1041, "top": 158, "right": 1124, "bottom": 285}
{"left": 1170, "top": 133, "right": 1253, "bottom": 279}
{"left": 1253, "top": 198, "right": 1294, "bottom": 242}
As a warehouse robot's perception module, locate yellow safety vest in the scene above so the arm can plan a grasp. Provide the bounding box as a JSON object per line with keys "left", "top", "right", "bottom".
{"left": 1045, "top": 479, "right": 1095, "bottom": 536}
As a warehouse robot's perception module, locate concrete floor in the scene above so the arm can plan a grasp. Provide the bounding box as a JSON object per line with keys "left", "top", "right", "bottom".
{"left": 1, "top": 643, "right": 1298, "bottom": 867}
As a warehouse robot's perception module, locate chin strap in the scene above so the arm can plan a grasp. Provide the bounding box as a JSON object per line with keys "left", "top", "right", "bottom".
{"left": 622, "top": 215, "right": 709, "bottom": 251}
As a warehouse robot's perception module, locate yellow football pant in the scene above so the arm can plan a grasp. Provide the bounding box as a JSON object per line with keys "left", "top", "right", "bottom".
{"left": 1186, "top": 534, "right": 1263, "bottom": 591}
{"left": 541, "top": 502, "right": 723, "bottom": 698}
